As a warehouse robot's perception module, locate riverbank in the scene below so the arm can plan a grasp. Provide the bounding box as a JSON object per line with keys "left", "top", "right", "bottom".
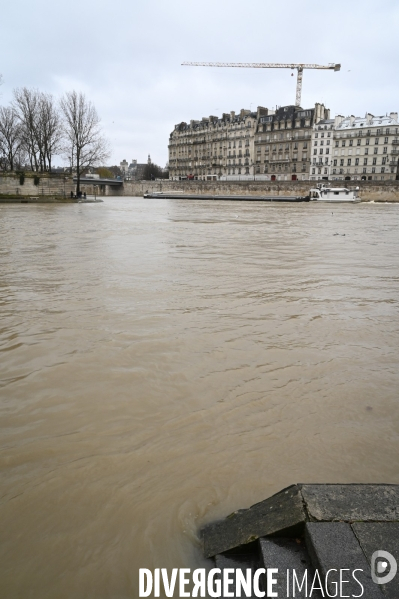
{"left": 128, "top": 179, "right": 399, "bottom": 202}
{"left": 0, "top": 194, "right": 78, "bottom": 203}
{"left": 1, "top": 172, "right": 399, "bottom": 201}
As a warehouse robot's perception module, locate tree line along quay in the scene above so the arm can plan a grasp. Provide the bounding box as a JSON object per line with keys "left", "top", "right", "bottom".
{"left": 0, "top": 87, "right": 109, "bottom": 195}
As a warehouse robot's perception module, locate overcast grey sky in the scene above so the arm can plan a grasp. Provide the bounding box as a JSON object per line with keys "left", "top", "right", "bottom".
{"left": 1, "top": 0, "right": 398, "bottom": 168}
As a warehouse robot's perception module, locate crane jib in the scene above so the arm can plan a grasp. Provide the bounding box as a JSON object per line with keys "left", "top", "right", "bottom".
{"left": 181, "top": 62, "right": 341, "bottom": 106}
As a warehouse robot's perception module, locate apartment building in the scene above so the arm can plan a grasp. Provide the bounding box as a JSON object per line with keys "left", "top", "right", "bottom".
{"left": 168, "top": 108, "right": 268, "bottom": 180}
{"left": 310, "top": 113, "right": 399, "bottom": 181}
{"left": 254, "top": 103, "right": 330, "bottom": 181}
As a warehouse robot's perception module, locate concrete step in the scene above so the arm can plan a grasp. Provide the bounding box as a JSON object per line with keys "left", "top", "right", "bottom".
{"left": 305, "top": 522, "right": 384, "bottom": 598}
{"left": 214, "top": 550, "right": 261, "bottom": 599}
{"left": 259, "top": 537, "right": 323, "bottom": 598}
{"left": 352, "top": 523, "right": 399, "bottom": 599}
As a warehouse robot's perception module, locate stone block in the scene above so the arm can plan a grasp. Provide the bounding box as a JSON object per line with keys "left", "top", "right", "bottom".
{"left": 215, "top": 553, "right": 260, "bottom": 599}
{"left": 202, "top": 484, "right": 306, "bottom": 558}
{"left": 302, "top": 484, "right": 399, "bottom": 522}
{"left": 352, "top": 522, "right": 399, "bottom": 599}
{"left": 259, "top": 537, "right": 323, "bottom": 598}
{"left": 305, "top": 522, "right": 383, "bottom": 598}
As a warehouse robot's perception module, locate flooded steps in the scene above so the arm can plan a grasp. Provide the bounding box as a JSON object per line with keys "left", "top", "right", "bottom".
{"left": 202, "top": 484, "right": 398, "bottom": 597}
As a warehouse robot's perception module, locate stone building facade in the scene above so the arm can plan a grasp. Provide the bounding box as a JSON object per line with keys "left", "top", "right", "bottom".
{"left": 253, "top": 103, "right": 330, "bottom": 181}
{"left": 169, "top": 103, "right": 329, "bottom": 181}
{"left": 168, "top": 108, "right": 267, "bottom": 180}
{"left": 310, "top": 112, "right": 399, "bottom": 181}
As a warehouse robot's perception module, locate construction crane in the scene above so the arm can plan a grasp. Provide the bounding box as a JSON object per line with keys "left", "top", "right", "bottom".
{"left": 181, "top": 62, "right": 341, "bottom": 108}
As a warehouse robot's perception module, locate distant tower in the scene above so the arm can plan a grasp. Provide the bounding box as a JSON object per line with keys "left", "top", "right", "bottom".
{"left": 148, "top": 154, "right": 151, "bottom": 164}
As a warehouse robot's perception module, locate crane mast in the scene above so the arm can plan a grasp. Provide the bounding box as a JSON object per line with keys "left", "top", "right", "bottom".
{"left": 181, "top": 62, "right": 341, "bottom": 107}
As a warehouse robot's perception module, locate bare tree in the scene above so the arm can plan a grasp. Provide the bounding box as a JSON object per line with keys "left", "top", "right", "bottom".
{"left": 13, "top": 88, "right": 62, "bottom": 172}
{"left": 13, "top": 87, "right": 41, "bottom": 171}
{"left": 0, "top": 106, "right": 22, "bottom": 171}
{"left": 60, "top": 91, "right": 110, "bottom": 193}
{"left": 39, "top": 93, "right": 62, "bottom": 173}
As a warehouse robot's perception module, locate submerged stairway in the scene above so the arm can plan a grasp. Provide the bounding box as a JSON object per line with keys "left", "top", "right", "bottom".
{"left": 201, "top": 484, "right": 399, "bottom": 598}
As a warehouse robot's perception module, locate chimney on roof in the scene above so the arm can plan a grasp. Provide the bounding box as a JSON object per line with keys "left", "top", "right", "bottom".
{"left": 314, "top": 103, "right": 326, "bottom": 124}
{"left": 334, "top": 115, "right": 344, "bottom": 127}
{"left": 257, "top": 106, "right": 268, "bottom": 118}
{"left": 366, "top": 113, "right": 373, "bottom": 125}
{"left": 390, "top": 112, "right": 398, "bottom": 121}
{"left": 230, "top": 111, "right": 235, "bottom": 119}
{"left": 349, "top": 115, "right": 356, "bottom": 126}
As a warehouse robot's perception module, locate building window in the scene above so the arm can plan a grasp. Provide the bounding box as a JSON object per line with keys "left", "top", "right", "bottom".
{"left": 355, "top": 158, "right": 359, "bottom": 166}
{"left": 340, "top": 159, "right": 344, "bottom": 166}
{"left": 342, "top": 140, "right": 346, "bottom": 147}
{"left": 312, "top": 168, "right": 315, "bottom": 174}
{"left": 383, "top": 147, "right": 387, "bottom": 154}
{"left": 372, "top": 167, "right": 376, "bottom": 173}
{"left": 366, "top": 139, "right": 370, "bottom": 145}
{"left": 349, "top": 140, "right": 353, "bottom": 146}
{"left": 382, "top": 157, "right": 387, "bottom": 165}
{"left": 347, "top": 159, "right": 351, "bottom": 166}
{"left": 381, "top": 167, "right": 385, "bottom": 173}
{"left": 332, "top": 168, "right": 336, "bottom": 174}
{"left": 333, "top": 159, "right": 337, "bottom": 166}
{"left": 326, "top": 148, "right": 329, "bottom": 154}
{"left": 335, "top": 141, "right": 339, "bottom": 147}
{"left": 320, "top": 148, "right": 323, "bottom": 154}
{"left": 372, "top": 158, "right": 377, "bottom": 165}
{"left": 313, "top": 149, "right": 317, "bottom": 155}
{"left": 357, "top": 139, "right": 361, "bottom": 146}
{"left": 364, "top": 158, "right": 368, "bottom": 165}
{"left": 365, "top": 148, "right": 369, "bottom": 155}
{"left": 375, "top": 138, "right": 379, "bottom": 144}
{"left": 374, "top": 147, "right": 378, "bottom": 154}
{"left": 363, "top": 168, "right": 367, "bottom": 173}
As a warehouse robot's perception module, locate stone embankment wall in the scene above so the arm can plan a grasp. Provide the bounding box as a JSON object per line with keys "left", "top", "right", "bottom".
{"left": 1, "top": 174, "right": 399, "bottom": 201}
{"left": 125, "top": 179, "right": 399, "bottom": 202}
{"left": 0, "top": 174, "right": 75, "bottom": 197}
{"left": 0, "top": 174, "right": 124, "bottom": 197}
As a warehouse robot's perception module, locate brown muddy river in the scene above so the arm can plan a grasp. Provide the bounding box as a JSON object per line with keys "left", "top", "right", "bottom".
{"left": 1, "top": 197, "right": 399, "bottom": 598}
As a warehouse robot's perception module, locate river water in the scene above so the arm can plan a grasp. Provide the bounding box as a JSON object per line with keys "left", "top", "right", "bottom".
{"left": 1, "top": 197, "right": 399, "bottom": 598}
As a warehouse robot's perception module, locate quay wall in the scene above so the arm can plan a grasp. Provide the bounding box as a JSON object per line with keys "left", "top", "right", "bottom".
{"left": 0, "top": 174, "right": 75, "bottom": 197}
{"left": 124, "top": 179, "right": 399, "bottom": 202}
{"left": 1, "top": 174, "right": 399, "bottom": 201}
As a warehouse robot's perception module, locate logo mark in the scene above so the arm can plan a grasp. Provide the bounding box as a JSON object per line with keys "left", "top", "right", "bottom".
{"left": 371, "top": 550, "right": 397, "bottom": 585}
